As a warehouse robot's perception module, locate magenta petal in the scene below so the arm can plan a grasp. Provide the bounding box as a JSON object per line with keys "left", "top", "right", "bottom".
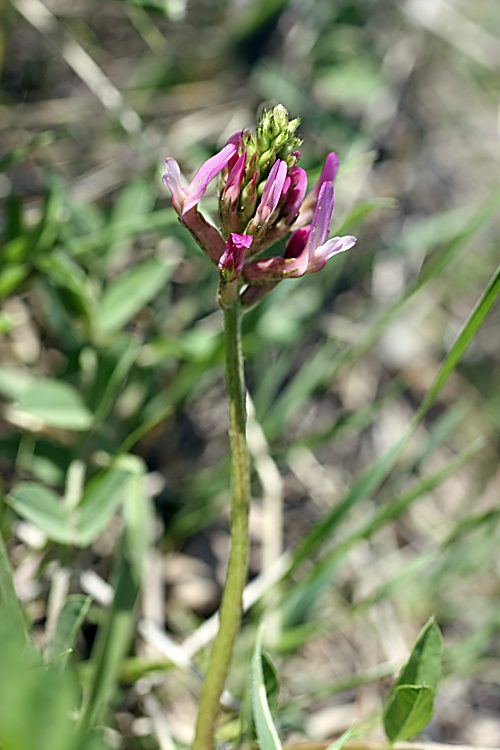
{"left": 304, "top": 181, "right": 334, "bottom": 268}
{"left": 227, "top": 131, "right": 242, "bottom": 147}
{"left": 295, "top": 153, "right": 340, "bottom": 227}
{"left": 219, "top": 233, "right": 252, "bottom": 280}
{"left": 281, "top": 166, "right": 307, "bottom": 221}
{"left": 281, "top": 175, "right": 291, "bottom": 200}
{"left": 316, "top": 153, "right": 339, "bottom": 193}
{"left": 163, "top": 158, "right": 187, "bottom": 214}
{"left": 253, "top": 160, "right": 287, "bottom": 229}
{"left": 284, "top": 226, "right": 309, "bottom": 259}
{"left": 223, "top": 151, "right": 247, "bottom": 205}
{"left": 182, "top": 143, "right": 238, "bottom": 216}
{"left": 307, "top": 235, "right": 357, "bottom": 274}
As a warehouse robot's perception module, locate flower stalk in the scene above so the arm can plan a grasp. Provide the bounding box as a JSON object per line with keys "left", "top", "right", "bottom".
{"left": 162, "top": 104, "right": 357, "bottom": 750}
{"left": 192, "top": 301, "right": 250, "bottom": 750}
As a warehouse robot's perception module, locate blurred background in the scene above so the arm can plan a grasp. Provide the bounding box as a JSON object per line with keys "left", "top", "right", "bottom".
{"left": 1, "top": 0, "right": 500, "bottom": 747}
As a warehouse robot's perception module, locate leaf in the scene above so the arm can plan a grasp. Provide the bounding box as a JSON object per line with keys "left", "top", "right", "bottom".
{"left": 261, "top": 651, "right": 280, "bottom": 719}
{"left": 121, "top": 455, "right": 154, "bottom": 580}
{"left": 7, "top": 483, "right": 74, "bottom": 544}
{"left": 8, "top": 457, "right": 144, "bottom": 547}
{"left": 48, "top": 596, "right": 91, "bottom": 665}
{"left": 384, "top": 685, "right": 435, "bottom": 742}
{"left": 96, "top": 256, "right": 175, "bottom": 336}
{"left": 324, "top": 722, "right": 357, "bottom": 750}
{"left": 390, "top": 618, "right": 442, "bottom": 695}
{"left": 77, "top": 462, "right": 135, "bottom": 546}
{"left": 251, "top": 625, "right": 283, "bottom": 750}
{"left": 0, "top": 366, "right": 36, "bottom": 400}
{"left": 105, "top": 180, "right": 156, "bottom": 266}
{"left": 0, "top": 263, "right": 29, "bottom": 298}
{"left": 78, "top": 542, "right": 140, "bottom": 733}
{"left": 17, "top": 380, "right": 93, "bottom": 431}
{"left": 383, "top": 618, "right": 442, "bottom": 742}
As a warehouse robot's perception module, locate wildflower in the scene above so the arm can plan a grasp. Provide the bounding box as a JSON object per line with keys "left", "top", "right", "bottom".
{"left": 163, "top": 105, "right": 356, "bottom": 309}
{"left": 217, "top": 234, "right": 252, "bottom": 309}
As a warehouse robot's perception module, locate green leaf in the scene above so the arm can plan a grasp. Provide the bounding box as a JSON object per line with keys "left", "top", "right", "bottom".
{"left": 8, "top": 457, "right": 144, "bottom": 547}
{"left": 48, "top": 595, "right": 91, "bottom": 665}
{"left": 0, "top": 366, "right": 35, "bottom": 400}
{"left": 77, "top": 462, "right": 135, "bottom": 546}
{"left": 105, "top": 180, "right": 156, "bottom": 266}
{"left": 324, "top": 722, "right": 357, "bottom": 750}
{"left": 251, "top": 625, "right": 283, "bottom": 750}
{"left": 7, "top": 483, "right": 74, "bottom": 544}
{"left": 383, "top": 618, "right": 442, "bottom": 742}
{"left": 96, "top": 256, "right": 174, "bottom": 336}
{"left": 391, "top": 618, "right": 442, "bottom": 694}
{"left": 121, "top": 455, "right": 153, "bottom": 580}
{"left": 0, "top": 263, "right": 29, "bottom": 297}
{"left": 261, "top": 651, "right": 280, "bottom": 719}
{"left": 384, "top": 684, "right": 435, "bottom": 742}
{"left": 17, "top": 380, "right": 93, "bottom": 431}
{"left": 78, "top": 540, "right": 140, "bottom": 734}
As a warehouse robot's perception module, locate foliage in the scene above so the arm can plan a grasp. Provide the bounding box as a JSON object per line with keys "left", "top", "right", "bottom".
{"left": 1, "top": 0, "right": 500, "bottom": 747}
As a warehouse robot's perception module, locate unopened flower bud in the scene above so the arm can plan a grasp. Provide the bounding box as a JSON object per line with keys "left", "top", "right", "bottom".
{"left": 217, "top": 233, "right": 253, "bottom": 309}
{"left": 218, "top": 234, "right": 252, "bottom": 282}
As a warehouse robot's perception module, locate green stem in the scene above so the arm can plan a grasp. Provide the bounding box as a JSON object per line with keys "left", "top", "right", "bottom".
{"left": 192, "top": 302, "right": 251, "bottom": 750}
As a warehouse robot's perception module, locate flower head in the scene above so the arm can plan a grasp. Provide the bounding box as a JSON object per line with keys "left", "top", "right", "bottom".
{"left": 162, "top": 105, "right": 356, "bottom": 309}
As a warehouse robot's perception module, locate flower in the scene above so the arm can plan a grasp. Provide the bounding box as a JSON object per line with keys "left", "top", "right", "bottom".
{"left": 217, "top": 233, "right": 253, "bottom": 309}
{"left": 241, "top": 182, "right": 356, "bottom": 282}
{"left": 162, "top": 105, "right": 356, "bottom": 309}
{"left": 163, "top": 144, "right": 237, "bottom": 264}
{"left": 219, "top": 234, "right": 252, "bottom": 282}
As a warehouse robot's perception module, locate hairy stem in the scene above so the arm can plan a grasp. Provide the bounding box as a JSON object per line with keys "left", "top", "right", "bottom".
{"left": 192, "top": 302, "right": 250, "bottom": 750}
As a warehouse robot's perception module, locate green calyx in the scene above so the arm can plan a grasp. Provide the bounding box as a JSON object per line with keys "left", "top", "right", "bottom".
{"left": 242, "top": 105, "right": 302, "bottom": 189}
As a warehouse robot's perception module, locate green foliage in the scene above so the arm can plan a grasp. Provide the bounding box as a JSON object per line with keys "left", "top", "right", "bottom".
{"left": 7, "top": 456, "right": 147, "bottom": 547}
{"left": 1, "top": 0, "right": 500, "bottom": 746}
{"left": 383, "top": 618, "right": 443, "bottom": 742}
{"left": 0, "top": 614, "right": 105, "bottom": 750}
{"left": 251, "top": 626, "right": 283, "bottom": 750}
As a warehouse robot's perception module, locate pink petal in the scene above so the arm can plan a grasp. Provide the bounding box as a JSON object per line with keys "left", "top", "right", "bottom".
{"left": 163, "top": 158, "right": 187, "bottom": 214}
{"left": 284, "top": 226, "right": 310, "bottom": 259}
{"left": 250, "top": 160, "right": 288, "bottom": 233}
{"left": 182, "top": 143, "right": 238, "bottom": 216}
{"left": 223, "top": 151, "right": 247, "bottom": 205}
{"left": 295, "top": 153, "right": 340, "bottom": 227}
{"left": 307, "top": 235, "right": 357, "bottom": 274}
{"left": 303, "top": 181, "right": 334, "bottom": 270}
{"left": 281, "top": 166, "right": 307, "bottom": 222}
{"left": 219, "top": 233, "right": 252, "bottom": 280}
{"left": 315, "top": 153, "right": 339, "bottom": 195}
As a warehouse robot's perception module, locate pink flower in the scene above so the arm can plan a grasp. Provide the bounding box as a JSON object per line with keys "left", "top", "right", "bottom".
{"left": 162, "top": 105, "right": 357, "bottom": 309}
{"left": 219, "top": 234, "right": 252, "bottom": 282}
{"left": 217, "top": 233, "right": 253, "bottom": 309}
{"left": 163, "top": 143, "right": 237, "bottom": 217}
{"left": 242, "top": 182, "right": 356, "bottom": 283}
{"left": 163, "top": 143, "right": 237, "bottom": 264}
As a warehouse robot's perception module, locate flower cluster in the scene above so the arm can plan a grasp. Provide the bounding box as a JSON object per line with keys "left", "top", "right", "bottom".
{"left": 163, "top": 105, "right": 356, "bottom": 309}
